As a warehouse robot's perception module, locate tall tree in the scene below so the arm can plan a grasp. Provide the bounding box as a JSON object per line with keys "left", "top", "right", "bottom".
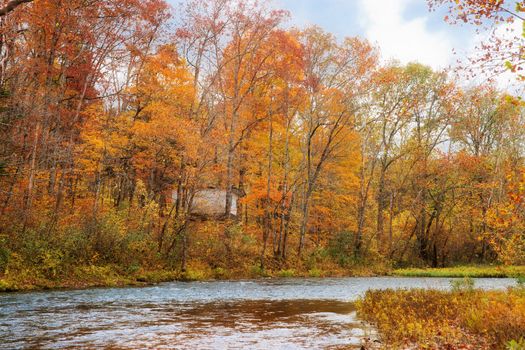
{"left": 296, "top": 27, "right": 377, "bottom": 254}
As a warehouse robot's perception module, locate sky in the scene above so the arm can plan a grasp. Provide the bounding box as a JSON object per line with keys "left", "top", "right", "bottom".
{"left": 168, "top": 0, "right": 520, "bottom": 89}
{"left": 274, "top": 0, "right": 472, "bottom": 70}
{"left": 275, "top": 0, "right": 520, "bottom": 90}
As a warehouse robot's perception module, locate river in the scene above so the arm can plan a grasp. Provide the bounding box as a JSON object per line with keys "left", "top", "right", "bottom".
{"left": 0, "top": 277, "right": 517, "bottom": 349}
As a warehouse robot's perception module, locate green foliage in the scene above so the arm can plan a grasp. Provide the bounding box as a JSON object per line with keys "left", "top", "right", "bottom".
{"left": 212, "top": 267, "right": 229, "bottom": 279}
{"left": 84, "top": 212, "right": 127, "bottom": 263}
{"left": 517, "top": 276, "right": 525, "bottom": 287}
{"left": 126, "top": 263, "right": 141, "bottom": 274}
{"left": 308, "top": 268, "right": 322, "bottom": 277}
{"left": 0, "top": 279, "right": 13, "bottom": 292}
{"left": 0, "top": 235, "right": 10, "bottom": 273}
{"left": 72, "top": 265, "right": 123, "bottom": 287}
{"left": 327, "top": 231, "right": 355, "bottom": 268}
{"left": 450, "top": 277, "right": 475, "bottom": 292}
{"left": 249, "top": 264, "right": 269, "bottom": 278}
{"left": 304, "top": 247, "right": 328, "bottom": 271}
{"left": 277, "top": 269, "right": 295, "bottom": 277}
{"left": 508, "top": 338, "right": 525, "bottom": 350}
{"left": 394, "top": 265, "right": 525, "bottom": 278}
{"left": 39, "top": 250, "right": 64, "bottom": 279}
{"left": 135, "top": 270, "right": 179, "bottom": 283}
{"left": 241, "top": 234, "right": 255, "bottom": 245}
{"left": 181, "top": 269, "right": 207, "bottom": 281}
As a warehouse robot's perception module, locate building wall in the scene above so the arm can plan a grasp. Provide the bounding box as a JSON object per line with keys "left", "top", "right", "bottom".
{"left": 173, "top": 189, "right": 237, "bottom": 217}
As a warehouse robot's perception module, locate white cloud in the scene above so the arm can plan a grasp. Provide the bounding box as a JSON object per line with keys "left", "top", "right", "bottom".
{"left": 357, "top": 0, "right": 454, "bottom": 69}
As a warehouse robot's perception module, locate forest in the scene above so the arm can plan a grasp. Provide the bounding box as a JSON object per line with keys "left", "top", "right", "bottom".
{"left": 1, "top": 0, "right": 525, "bottom": 289}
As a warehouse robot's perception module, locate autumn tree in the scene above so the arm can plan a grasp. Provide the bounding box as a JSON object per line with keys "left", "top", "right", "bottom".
{"left": 429, "top": 0, "right": 525, "bottom": 78}
{"left": 175, "top": 0, "right": 288, "bottom": 219}
{"left": 451, "top": 88, "right": 525, "bottom": 262}
{"left": 368, "top": 65, "right": 414, "bottom": 253}
{"left": 405, "top": 64, "right": 458, "bottom": 265}
{"left": 238, "top": 30, "right": 304, "bottom": 268}
{"left": 1, "top": 0, "right": 525, "bottom": 282}
{"left": 489, "top": 167, "right": 525, "bottom": 265}
{"left": 0, "top": 0, "right": 170, "bottom": 232}
{"left": 296, "top": 27, "right": 377, "bottom": 255}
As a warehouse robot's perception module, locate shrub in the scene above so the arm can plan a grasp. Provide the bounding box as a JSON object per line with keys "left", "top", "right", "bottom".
{"left": 357, "top": 288, "right": 525, "bottom": 349}
{"left": 308, "top": 268, "right": 322, "bottom": 277}
{"left": 249, "top": 264, "right": 269, "bottom": 277}
{"left": 0, "top": 279, "right": 14, "bottom": 292}
{"left": 394, "top": 265, "right": 525, "bottom": 278}
{"left": 508, "top": 338, "right": 525, "bottom": 350}
{"left": 61, "top": 226, "right": 93, "bottom": 263}
{"left": 0, "top": 235, "right": 10, "bottom": 273}
{"left": 212, "top": 267, "right": 229, "bottom": 279}
{"left": 182, "top": 269, "right": 207, "bottom": 281}
{"left": 85, "top": 213, "right": 127, "bottom": 263}
{"left": 327, "top": 231, "right": 355, "bottom": 267}
{"left": 450, "top": 277, "right": 475, "bottom": 292}
{"left": 517, "top": 276, "right": 525, "bottom": 287}
{"left": 39, "top": 250, "right": 64, "bottom": 279}
{"left": 277, "top": 269, "right": 295, "bottom": 277}
{"left": 73, "top": 265, "right": 122, "bottom": 287}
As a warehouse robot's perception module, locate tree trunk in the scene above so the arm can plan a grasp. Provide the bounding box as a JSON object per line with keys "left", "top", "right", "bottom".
{"left": 281, "top": 192, "right": 294, "bottom": 261}
{"left": 23, "top": 120, "right": 41, "bottom": 225}
{"left": 376, "top": 166, "right": 386, "bottom": 251}
{"left": 298, "top": 187, "right": 311, "bottom": 255}
{"left": 260, "top": 115, "right": 273, "bottom": 269}
{"left": 224, "top": 145, "right": 234, "bottom": 217}
{"left": 180, "top": 228, "right": 188, "bottom": 272}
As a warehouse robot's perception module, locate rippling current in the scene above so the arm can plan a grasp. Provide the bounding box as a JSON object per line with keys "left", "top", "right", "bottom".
{"left": 0, "top": 277, "right": 517, "bottom": 349}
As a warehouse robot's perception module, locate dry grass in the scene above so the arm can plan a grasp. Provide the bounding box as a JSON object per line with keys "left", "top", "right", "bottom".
{"left": 357, "top": 286, "right": 525, "bottom": 349}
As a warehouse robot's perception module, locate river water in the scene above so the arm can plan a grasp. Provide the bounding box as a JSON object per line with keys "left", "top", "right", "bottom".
{"left": 0, "top": 277, "right": 517, "bottom": 349}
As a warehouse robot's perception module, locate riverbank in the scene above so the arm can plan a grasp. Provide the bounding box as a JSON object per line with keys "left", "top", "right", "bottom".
{"left": 0, "top": 263, "right": 388, "bottom": 292}
{"left": 0, "top": 266, "right": 180, "bottom": 292}
{"left": 393, "top": 265, "right": 525, "bottom": 278}
{"left": 3, "top": 263, "right": 525, "bottom": 293}
{"left": 356, "top": 285, "right": 525, "bottom": 349}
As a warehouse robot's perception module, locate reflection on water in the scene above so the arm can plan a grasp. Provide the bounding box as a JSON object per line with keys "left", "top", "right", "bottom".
{"left": 2, "top": 299, "right": 373, "bottom": 349}
{"left": 0, "top": 277, "right": 516, "bottom": 349}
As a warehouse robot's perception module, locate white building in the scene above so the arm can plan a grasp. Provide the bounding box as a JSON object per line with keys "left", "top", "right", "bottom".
{"left": 172, "top": 189, "right": 238, "bottom": 218}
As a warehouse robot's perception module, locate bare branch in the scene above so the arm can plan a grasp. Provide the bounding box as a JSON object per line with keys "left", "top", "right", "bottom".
{"left": 0, "top": 0, "right": 33, "bottom": 17}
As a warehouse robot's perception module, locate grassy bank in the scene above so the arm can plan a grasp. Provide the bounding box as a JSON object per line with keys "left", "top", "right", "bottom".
{"left": 4, "top": 263, "right": 525, "bottom": 293}
{"left": 0, "top": 262, "right": 389, "bottom": 292}
{"left": 393, "top": 265, "right": 525, "bottom": 278}
{"left": 357, "top": 283, "right": 525, "bottom": 349}
{"left": 0, "top": 266, "right": 184, "bottom": 292}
